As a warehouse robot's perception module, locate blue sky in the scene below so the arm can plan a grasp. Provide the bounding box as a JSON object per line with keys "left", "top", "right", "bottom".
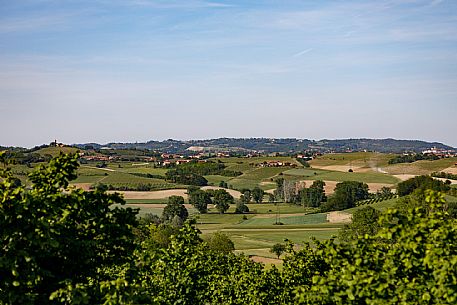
{"left": 0, "top": 0, "right": 456, "bottom": 147}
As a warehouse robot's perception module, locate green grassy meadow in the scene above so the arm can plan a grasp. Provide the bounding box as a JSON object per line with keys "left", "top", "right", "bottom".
{"left": 310, "top": 152, "right": 394, "bottom": 168}
{"left": 384, "top": 157, "right": 457, "bottom": 175}
{"left": 283, "top": 168, "right": 399, "bottom": 184}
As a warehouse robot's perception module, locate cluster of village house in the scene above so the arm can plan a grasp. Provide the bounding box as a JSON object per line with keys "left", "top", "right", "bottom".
{"left": 58, "top": 139, "right": 457, "bottom": 168}
{"left": 258, "top": 161, "right": 297, "bottom": 167}
{"left": 78, "top": 150, "right": 316, "bottom": 168}
{"left": 421, "top": 147, "right": 457, "bottom": 158}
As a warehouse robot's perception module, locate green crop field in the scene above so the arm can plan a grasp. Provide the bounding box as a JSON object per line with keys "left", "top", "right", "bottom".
{"left": 225, "top": 229, "right": 339, "bottom": 250}
{"left": 345, "top": 197, "right": 400, "bottom": 214}
{"left": 34, "top": 146, "right": 80, "bottom": 157}
{"left": 119, "top": 167, "right": 168, "bottom": 176}
{"left": 240, "top": 213, "right": 327, "bottom": 226}
{"left": 283, "top": 168, "right": 399, "bottom": 184}
{"left": 245, "top": 203, "right": 314, "bottom": 214}
{"left": 384, "top": 157, "right": 457, "bottom": 175}
{"left": 204, "top": 175, "right": 232, "bottom": 186}
{"left": 311, "top": 171, "right": 399, "bottom": 184}
{"left": 310, "top": 152, "right": 395, "bottom": 168}
{"left": 241, "top": 167, "right": 293, "bottom": 180}
{"left": 228, "top": 167, "right": 292, "bottom": 190}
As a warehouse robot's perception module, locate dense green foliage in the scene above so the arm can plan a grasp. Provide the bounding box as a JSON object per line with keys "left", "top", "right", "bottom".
{"left": 188, "top": 189, "right": 212, "bottom": 213}
{"left": 270, "top": 243, "right": 287, "bottom": 259}
{"left": 174, "top": 161, "right": 242, "bottom": 177}
{"left": 252, "top": 186, "right": 265, "bottom": 203}
{"left": 212, "top": 189, "right": 234, "bottom": 214}
{"left": 431, "top": 171, "right": 457, "bottom": 180}
{"left": 296, "top": 190, "right": 457, "bottom": 304}
{"left": 388, "top": 153, "right": 439, "bottom": 164}
{"left": 235, "top": 200, "right": 250, "bottom": 214}
{"left": 321, "top": 181, "right": 369, "bottom": 211}
{"left": 339, "top": 206, "right": 381, "bottom": 241}
{"left": 162, "top": 195, "right": 188, "bottom": 222}
{"left": 397, "top": 175, "right": 451, "bottom": 196}
{"left": 165, "top": 170, "right": 208, "bottom": 186}
{"left": 0, "top": 153, "right": 138, "bottom": 304}
{"left": 298, "top": 180, "right": 327, "bottom": 207}
{"left": 204, "top": 232, "right": 235, "bottom": 254}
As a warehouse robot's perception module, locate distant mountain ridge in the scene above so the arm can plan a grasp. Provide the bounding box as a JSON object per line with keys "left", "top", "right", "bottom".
{"left": 74, "top": 138, "right": 456, "bottom": 154}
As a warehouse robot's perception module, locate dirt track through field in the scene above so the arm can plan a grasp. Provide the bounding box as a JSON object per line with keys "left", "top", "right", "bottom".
{"left": 81, "top": 165, "right": 116, "bottom": 172}
{"left": 393, "top": 174, "right": 417, "bottom": 181}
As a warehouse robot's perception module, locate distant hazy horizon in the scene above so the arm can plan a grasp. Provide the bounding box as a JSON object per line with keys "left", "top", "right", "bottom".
{"left": 1, "top": 1, "right": 456, "bottom": 148}
{"left": 2, "top": 136, "right": 456, "bottom": 150}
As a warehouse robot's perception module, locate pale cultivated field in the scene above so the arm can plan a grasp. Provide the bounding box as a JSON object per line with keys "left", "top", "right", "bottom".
{"left": 327, "top": 211, "right": 352, "bottom": 223}
{"left": 70, "top": 184, "right": 242, "bottom": 199}
{"left": 127, "top": 203, "right": 194, "bottom": 209}
{"left": 312, "top": 165, "right": 366, "bottom": 172}
{"left": 201, "top": 186, "right": 242, "bottom": 198}
{"left": 95, "top": 187, "right": 243, "bottom": 200}
{"left": 71, "top": 183, "right": 92, "bottom": 191}
{"left": 250, "top": 256, "right": 282, "bottom": 265}
{"left": 392, "top": 175, "right": 457, "bottom": 185}
{"left": 393, "top": 174, "right": 417, "bottom": 181}
{"left": 110, "top": 189, "right": 188, "bottom": 199}
{"left": 443, "top": 166, "right": 457, "bottom": 175}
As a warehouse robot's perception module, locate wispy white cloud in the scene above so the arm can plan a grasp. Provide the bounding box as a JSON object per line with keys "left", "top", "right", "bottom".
{"left": 292, "top": 48, "right": 313, "bottom": 57}
{"left": 101, "top": 0, "right": 233, "bottom": 9}
{"left": 429, "top": 0, "right": 444, "bottom": 7}
{"left": 0, "top": 15, "right": 68, "bottom": 33}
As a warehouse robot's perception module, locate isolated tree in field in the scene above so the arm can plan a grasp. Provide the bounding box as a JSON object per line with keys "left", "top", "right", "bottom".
{"left": 212, "top": 189, "right": 234, "bottom": 214}
{"left": 162, "top": 195, "right": 188, "bottom": 221}
{"left": 0, "top": 153, "right": 138, "bottom": 304}
{"left": 282, "top": 180, "right": 297, "bottom": 203}
{"left": 270, "top": 243, "right": 287, "bottom": 259}
{"left": 205, "top": 232, "right": 235, "bottom": 253}
{"left": 240, "top": 188, "right": 252, "bottom": 203}
{"left": 235, "top": 199, "right": 249, "bottom": 214}
{"left": 252, "top": 186, "right": 265, "bottom": 203}
{"left": 274, "top": 178, "right": 284, "bottom": 201}
{"left": 339, "top": 206, "right": 381, "bottom": 241}
{"left": 189, "top": 189, "right": 212, "bottom": 213}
